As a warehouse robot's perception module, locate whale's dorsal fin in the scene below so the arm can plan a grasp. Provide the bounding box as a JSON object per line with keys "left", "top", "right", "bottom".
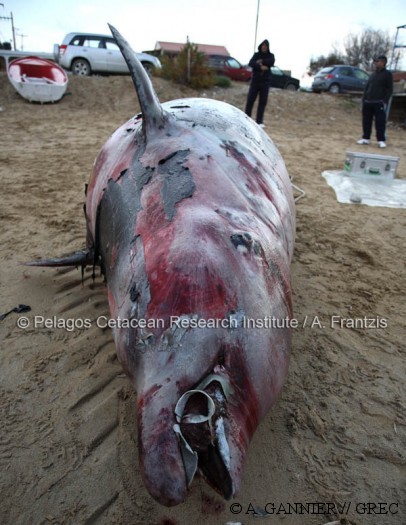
{"left": 109, "top": 24, "right": 168, "bottom": 140}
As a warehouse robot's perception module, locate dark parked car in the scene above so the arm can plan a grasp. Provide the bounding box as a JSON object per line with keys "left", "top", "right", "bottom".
{"left": 312, "top": 65, "right": 369, "bottom": 94}
{"left": 269, "top": 66, "right": 300, "bottom": 91}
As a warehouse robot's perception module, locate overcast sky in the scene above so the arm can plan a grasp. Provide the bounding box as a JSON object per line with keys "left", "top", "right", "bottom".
{"left": 1, "top": 0, "right": 405, "bottom": 80}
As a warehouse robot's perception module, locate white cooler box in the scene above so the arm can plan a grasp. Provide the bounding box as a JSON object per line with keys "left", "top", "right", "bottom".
{"left": 344, "top": 151, "right": 400, "bottom": 179}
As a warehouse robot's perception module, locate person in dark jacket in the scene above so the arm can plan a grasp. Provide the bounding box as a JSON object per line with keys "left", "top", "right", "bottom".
{"left": 357, "top": 55, "right": 393, "bottom": 148}
{"left": 245, "top": 40, "right": 275, "bottom": 127}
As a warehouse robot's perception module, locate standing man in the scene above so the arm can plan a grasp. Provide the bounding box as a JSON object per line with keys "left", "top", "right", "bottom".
{"left": 245, "top": 40, "right": 275, "bottom": 127}
{"left": 357, "top": 55, "right": 393, "bottom": 148}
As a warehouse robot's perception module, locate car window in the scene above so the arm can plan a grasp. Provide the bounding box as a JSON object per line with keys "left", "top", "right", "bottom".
{"left": 354, "top": 69, "right": 369, "bottom": 80}
{"left": 339, "top": 68, "right": 353, "bottom": 76}
{"left": 105, "top": 41, "right": 120, "bottom": 51}
{"left": 226, "top": 58, "right": 241, "bottom": 69}
{"left": 70, "top": 36, "right": 82, "bottom": 46}
{"left": 271, "top": 67, "right": 283, "bottom": 76}
{"left": 208, "top": 56, "right": 224, "bottom": 67}
{"left": 319, "top": 67, "right": 334, "bottom": 74}
{"left": 82, "top": 38, "right": 103, "bottom": 48}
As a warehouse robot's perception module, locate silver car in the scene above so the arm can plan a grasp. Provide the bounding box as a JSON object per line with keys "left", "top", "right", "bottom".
{"left": 312, "top": 65, "right": 369, "bottom": 94}
{"left": 55, "top": 32, "right": 161, "bottom": 76}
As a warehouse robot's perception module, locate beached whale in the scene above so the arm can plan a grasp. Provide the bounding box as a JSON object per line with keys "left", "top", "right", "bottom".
{"left": 26, "top": 25, "right": 296, "bottom": 506}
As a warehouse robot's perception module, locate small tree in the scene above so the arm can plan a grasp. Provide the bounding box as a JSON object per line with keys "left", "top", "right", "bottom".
{"left": 308, "top": 51, "right": 345, "bottom": 75}
{"left": 160, "top": 42, "right": 215, "bottom": 89}
{"left": 308, "top": 27, "right": 394, "bottom": 74}
{"left": 343, "top": 28, "right": 392, "bottom": 70}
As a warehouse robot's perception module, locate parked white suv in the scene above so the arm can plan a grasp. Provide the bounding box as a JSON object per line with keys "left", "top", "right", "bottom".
{"left": 55, "top": 32, "right": 161, "bottom": 76}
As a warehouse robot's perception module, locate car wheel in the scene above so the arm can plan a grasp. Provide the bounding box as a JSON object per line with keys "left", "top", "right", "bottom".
{"left": 285, "top": 83, "right": 297, "bottom": 91}
{"left": 328, "top": 83, "right": 340, "bottom": 94}
{"left": 71, "top": 58, "right": 92, "bottom": 76}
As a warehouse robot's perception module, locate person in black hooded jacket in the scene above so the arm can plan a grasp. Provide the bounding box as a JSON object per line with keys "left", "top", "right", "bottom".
{"left": 357, "top": 55, "right": 393, "bottom": 148}
{"left": 244, "top": 40, "right": 275, "bottom": 126}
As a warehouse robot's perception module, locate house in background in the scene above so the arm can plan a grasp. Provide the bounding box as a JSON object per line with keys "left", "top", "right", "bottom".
{"left": 153, "top": 41, "right": 230, "bottom": 57}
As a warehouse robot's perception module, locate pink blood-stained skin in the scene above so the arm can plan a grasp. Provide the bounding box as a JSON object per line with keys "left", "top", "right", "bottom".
{"left": 26, "top": 26, "right": 295, "bottom": 507}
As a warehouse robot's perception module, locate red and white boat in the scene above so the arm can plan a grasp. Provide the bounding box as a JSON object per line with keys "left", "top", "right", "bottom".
{"left": 8, "top": 56, "right": 68, "bottom": 103}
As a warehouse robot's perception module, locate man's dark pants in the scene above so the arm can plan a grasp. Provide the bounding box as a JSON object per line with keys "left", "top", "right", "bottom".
{"left": 362, "top": 101, "right": 387, "bottom": 142}
{"left": 245, "top": 80, "right": 269, "bottom": 125}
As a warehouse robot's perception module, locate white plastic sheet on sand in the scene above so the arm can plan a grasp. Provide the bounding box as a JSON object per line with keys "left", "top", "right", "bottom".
{"left": 322, "top": 170, "right": 406, "bottom": 209}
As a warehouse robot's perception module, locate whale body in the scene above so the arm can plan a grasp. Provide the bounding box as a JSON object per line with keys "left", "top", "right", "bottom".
{"left": 27, "top": 25, "right": 296, "bottom": 506}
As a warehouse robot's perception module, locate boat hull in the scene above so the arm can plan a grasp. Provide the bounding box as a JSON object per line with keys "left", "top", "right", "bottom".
{"left": 8, "top": 56, "right": 68, "bottom": 103}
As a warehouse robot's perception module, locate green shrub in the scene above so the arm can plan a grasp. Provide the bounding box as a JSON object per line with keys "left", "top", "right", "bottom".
{"left": 214, "top": 76, "right": 231, "bottom": 88}
{"left": 160, "top": 43, "right": 215, "bottom": 89}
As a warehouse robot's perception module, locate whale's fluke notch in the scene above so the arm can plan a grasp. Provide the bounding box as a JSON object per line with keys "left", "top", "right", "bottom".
{"left": 108, "top": 24, "right": 168, "bottom": 140}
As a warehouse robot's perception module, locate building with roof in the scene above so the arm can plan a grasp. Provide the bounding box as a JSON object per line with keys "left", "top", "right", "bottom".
{"left": 154, "top": 41, "right": 229, "bottom": 57}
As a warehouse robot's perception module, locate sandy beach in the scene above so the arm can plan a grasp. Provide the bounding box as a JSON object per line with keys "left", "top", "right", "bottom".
{"left": 0, "top": 71, "right": 405, "bottom": 525}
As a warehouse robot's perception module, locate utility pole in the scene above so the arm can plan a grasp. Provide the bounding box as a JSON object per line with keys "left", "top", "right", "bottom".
{"left": 186, "top": 35, "right": 190, "bottom": 84}
{"left": 0, "top": 5, "right": 17, "bottom": 50}
{"left": 10, "top": 11, "right": 16, "bottom": 50}
{"left": 254, "top": 0, "right": 260, "bottom": 52}
{"left": 17, "top": 32, "right": 28, "bottom": 51}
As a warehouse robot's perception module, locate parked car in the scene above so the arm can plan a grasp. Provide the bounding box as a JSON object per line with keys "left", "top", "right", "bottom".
{"left": 206, "top": 55, "right": 300, "bottom": 90}
{"left": 269, "top": 66, "right": 300, "bottom": 91}
{"left": 206, "top": 55, "right": 252, "bottom": 81}
{"left": 312, "top": 65, "right": 369, "bottom": 94}
{"left": 55, "top": 32, "right": 161, "bottom": 76}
